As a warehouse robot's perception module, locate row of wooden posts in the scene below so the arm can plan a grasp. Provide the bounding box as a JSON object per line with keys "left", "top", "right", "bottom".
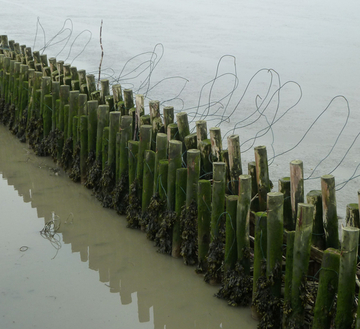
{"left": 1, "top": 34, "right": 360, "bottom": 329}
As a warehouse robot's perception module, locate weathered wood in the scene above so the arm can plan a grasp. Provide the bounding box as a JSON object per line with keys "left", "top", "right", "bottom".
{"left": 290, "top": 159, "right": 304, "bottom": 231}
{"left": 227, "top": 134, "right": 242, "bottom": 195}
{"left": 307, "top": 190, "right": 326, "bottom": 250}
{"left": 255, "top": 146, "right": 271, "bottom": 211}
{"left": 209, "top": 127, "right": 222, "bottom": 162}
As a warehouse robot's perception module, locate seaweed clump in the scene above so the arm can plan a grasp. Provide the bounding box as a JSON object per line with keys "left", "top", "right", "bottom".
{"left": 59, "top": 137, "right": 73, "bottom": 171}
{"left": 252, "top": 261, "right": 283, "bottom": 329}
{"left": 216, "top": 260, "right": 253, "bottom": 306}
{"left": 84, "top": 155, "right": 102, "bottom": 190}
{"left": 16, "top": 107, "right": 28, "bottom": 142}
{"left": 112, "top": 173, "right": 129, "bottom": 215}
{"left": 155, "top": 210, "right": 177, "bottom": 254}
{"left": 97, "top": 164, "right": 116, "bottom": 208}
{"left": 180, "top": 200, "right": 198, "bottom": 266}
{"left": 142, "top": 193, "right": 166, "bottom": 239}
{"left": 204, "top": 214, "right": 226, "bottom": 284}
{"left": 126, "top": 179, "right": 142, "bottom": 229}
{"left": 69, "top": 142, "right": 80, "bottom": 183}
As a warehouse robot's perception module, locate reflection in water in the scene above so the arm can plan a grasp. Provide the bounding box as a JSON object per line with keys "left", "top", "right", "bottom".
{"left": 0, "top": 125, "right": 256, "bottom": 329}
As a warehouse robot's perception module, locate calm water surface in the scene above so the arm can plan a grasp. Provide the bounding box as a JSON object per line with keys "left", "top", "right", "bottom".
{"left": 0, "top": 125, "right": 257, "bottom": 329}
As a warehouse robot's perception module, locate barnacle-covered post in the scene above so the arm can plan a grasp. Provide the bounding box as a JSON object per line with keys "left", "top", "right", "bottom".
{"left": 251, "top": 211, "right": 267, "bottom": 320}
{"left": 307, "top": 190, "right": 325, "bottom": 250}
{"left": 334, "top": 226, "right": 359, "bottom": 329}
{"left": 211, "top": 162, "right": 226, "bottom": 241}
{"left": 290, "top": 160, "right": 304, "bottom": 231}
{"left": 228, "top": 134, "right": 242, "bottom": 195}
{"left": 237, "top": 174, "right": 251, "bottom": 274}
{"left": 167, "top": 140, "right": 183, "bottom": 211}
{"left": 142, "top": 150, "right": 156, "bottom": 214}
{"left": 289, "top": 203, "right": 314, "bottom": 324}
{"left": 255, "top": 146, "right": 271, "bottom": 211}
{"left": 282, "top": 230, "right": 295, "bottom": 327}
{"left": 119, "top": 115, "right": 133, "bottom": 178}
{"left": 96, "top": 104, "right": 109, "bottom": 164}
{"left": 279, "top": 177, "right": 292, "bottom": 231}
{"left": 321, "top": 175, "right": 339, "bottom": 248}
{"left": 80, "top": 115, "right": 88, "bottom": 183}
{"left": 197, "top": 179, "right": 212, "bottom": 270}
{"left": 172, "top": 168, "right": 187, "bottom": 258}
{"left": 266, "top": 191, "right": 284, "bottom": 297}
{"left": 312, "top": 248, "right": 340, "bottom": 329}
{"left": 153, "top": 133, "right": 167, "bottom": 194}
{"left": 224, "top": 194, "right": 237, "bottom": 271}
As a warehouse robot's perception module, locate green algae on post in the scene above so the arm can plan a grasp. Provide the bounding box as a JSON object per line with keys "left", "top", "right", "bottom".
{"left": 306, "top": 190, "right": 325, "bottom": 250}
{"left": 290, "top": 159, "right": 304, "bottom": 231}
{"left": 227, "top": 134, "right": 242, "bottom": 195}
{"left": 254, "top": 146, "right": 271, "bottom": 211}
{"left": 141, "top": 150, "right": 156, "bottom": 215}
{"left": 167, "top": 140, "right": 183, "bottom": 212}
{"left": 279, "top": 177, "right": 292, "bottom": 230}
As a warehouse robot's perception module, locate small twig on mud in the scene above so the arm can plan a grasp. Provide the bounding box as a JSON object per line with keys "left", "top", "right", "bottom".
{"left": 97, "top": 19, "right": 104, "bottom": 90}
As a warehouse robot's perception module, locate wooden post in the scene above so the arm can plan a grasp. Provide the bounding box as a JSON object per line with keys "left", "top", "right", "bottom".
{"left": 227, "top": 134, "right": 242, "bottom": 195}
{"left": 237, "top": 174, "right": 252, "bottom": 274}
{"left": 136, "top": 125, "right": 152, "bottom": 190}
{"left": 211, "top": 162, "right": 226, "bottom": 240}
{"left": 312, "top": 248, "right": 340, "bottom": 329}
{"left": 51, "top": 81, "right": 60, "bottom": 131}
{"left": 176, "top": 112, "right": 190, "bottom": 142}
{"left": 279, "top": 177, "right": 292, "bottom": 230}
{"left": 86, "top": 74, "right": 96, "bottom": 97}
{"left": 128, "top": 140, "right": 139, "bottom": 188}
{"left": 290, "top": 203, "right": 314, "bottom": 324}
{"left": 283, "top": 230, "right": 295, "bottom": 327}
{"left": 167, "top": 140, "right": 183, "bottom": 211}
{"left": 123, "top": 89, "right": 134, "bottom": 114}
{"left": 119, "top": 115, "right": 133, "bottom": 178}
{"left": 184, "top": 133, "right": 197, "bottom": 150}
{"left": 80, "top": 115, "right": 88, "bottom": 183}
{"left": 334, "top": 226, "right": 360, "bottom": 329}
{"left": 255, "top": 146, "right": 271, "bottom": 211}
{"left": 163, "top": 106, "right": 174, "bottom": 132}
{"left": 172, "top": 168, "right": 187, "bottom": 258}
{"left": 42, "top": 94, "right": 52, "bottom": 138}
{"left": 199, "top": 139, "right": 212, "bottom": 178}
{"left": 87, "top": 100, "right": 98, "bottom": 154}
{"left": 112, "top": 84, "right": 122, "bottom": 103}
{"left": 186, "top": 149, "right": 201, "bottom": 207}
{"left": 100, "top": 79, "right": 109, "bottom": 104}
{"left": 196, "top": 120, "right": 207, "bottom": 147}
{"left": 153, "top": 132, "right": 168, "bottom": 194}
{"left": 290, "top": 159, "right": 304, "bottom": 231}
{"left": 167, "top": 122, "right": 179, "bottom": 141}
{"left": 198, "top": 179, "right": 212, "bottom": 270}
{"left": 108, "top": 112, "right": 121, "bottom": 171}
{"left": 307, "top": 190, "right": 325, "bottom": 250}
{"left": 142, "top": 150, "right": 156, "bottom": 214}
{"left": 321, "top": 175, "right": 339, "bottom": 249}
{"left": 266, "top": 191, "right": 284, "bottom": 297}
{"left": 209, "top": 127, "right": 222, "bottom": 162}
{"left": 224, "top": 194, "right": 237, "bottom": 271}
{"left": 96, "top": 104, "right": 109, "bottom": 162}
{"left": 248, "top": 161, "right": 259, "bottom": 212}
{"left": 251, "top": 211, "right": 267, "bottom": 319}
{"left": 68, "top": 90, "right": 79, "bottom": 139}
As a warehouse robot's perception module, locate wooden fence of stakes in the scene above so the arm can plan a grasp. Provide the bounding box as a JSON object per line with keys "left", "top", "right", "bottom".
{"left": 1, "top": 35, "right": 360, "bottom": 329}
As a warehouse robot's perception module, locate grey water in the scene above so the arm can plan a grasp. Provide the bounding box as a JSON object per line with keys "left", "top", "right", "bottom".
{"left": 0, "top": 125, "right": 256, "bottom": 329}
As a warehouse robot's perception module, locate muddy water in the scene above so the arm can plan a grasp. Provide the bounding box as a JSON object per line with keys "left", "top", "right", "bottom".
{"left": 0, "top": 125, "right": 257, "bottom": 329}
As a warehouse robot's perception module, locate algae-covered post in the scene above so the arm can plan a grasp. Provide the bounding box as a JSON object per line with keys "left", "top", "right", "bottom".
{"left": 119, "top": 115, "right": 133, "bottom": 178}
{"left": 334, "top": 226, "right": 359, "bottom": 328}
{"left": 236, "top": 174, "right": 251, "bottom": 274}
{"left": 100, "top": 79, "right": 109, "bottom": 104}
{"left": 153, "top": 133, "right": 167, "bottom": 194}
{"left": 197, "top": 179, "right": 212, "bottom": 271}
{"left": 196, "top": 120, "right": 207, "bottom": 147}
{"left": 136, "top": 125, "right": 152, "bottom": 196}
{"left": 123, "top": 89, "right": 134, "bottom": 115}
{"left": 266, "top": 191, "right": 283, "bottom": 297}
{"left": 142, "top": 150, "right": 156, "bottom": 215}
{"left": 289, "top": 203, "right": 314, "bottom": 325}
{"left": 172, "top": 168, "right": 187, "bottom": 258}
{"left": 108, "top": 112, "right": 121, "bottom": 171}
{"left": 255, "top": 146, "right": 271, "bottom": 211}
{"left": 312, "top": 248, "right": 340, "bottom": 329}
{"left": 224, "top": 194, "right": 237, "bottom": 271}
{"left": 163, "top": 106, "right": 174, "bottom": 132}
{"left": 211, "top": 162, "right": 226, "bottom": 241}
{"left": 167, "top": 140, "right": 183, "bottom": 211}
{"left": 321, "top": 174, "right": 339, "bottom": 249}
{"left": 96, "top": 104, "right": 109, "bottom": 163}
{"left": 87, "top": 100, "right": 98, "bottom": 155}
{"left": 209, "top": 127, "right": 222, "bottom": 162}
{"left": 80, "top": 115, "right": 88, "bottom": 183}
